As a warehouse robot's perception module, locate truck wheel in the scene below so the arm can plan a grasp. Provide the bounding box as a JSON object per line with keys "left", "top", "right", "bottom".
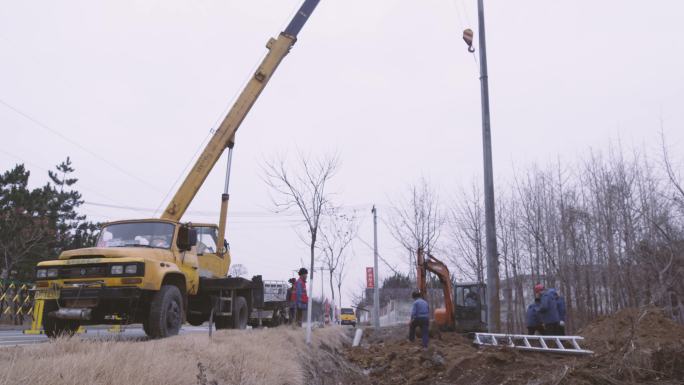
{"left": 146, "top": 285, "right": 183, "bottom": 338}
{"left": 42, "top": 300, "right": 80, "bottom": 338}
{"left": 233, "top": 296, "right": 248, "bottom": 329}
{"left": 44, "top": 318, "right": 80, "bottom": 338}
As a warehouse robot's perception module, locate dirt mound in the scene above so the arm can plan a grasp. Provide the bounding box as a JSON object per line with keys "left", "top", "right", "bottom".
{"left": 346, "top": 327, "right": 578, "bottom": 385}
{"left": 572, "top": 307, "right": 684, "bottom": 383}
{"left": 340, "top": 308, "right": 684, "bottom": 385}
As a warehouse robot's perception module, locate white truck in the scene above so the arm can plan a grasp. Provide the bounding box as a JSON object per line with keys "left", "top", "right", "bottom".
{"left": 249, "top": 280, "right": 290, "bottom": 327}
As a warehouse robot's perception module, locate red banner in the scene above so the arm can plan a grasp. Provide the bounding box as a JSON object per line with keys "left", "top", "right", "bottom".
{"left": 366, "top": 267, "right": 374, "bottom": 288}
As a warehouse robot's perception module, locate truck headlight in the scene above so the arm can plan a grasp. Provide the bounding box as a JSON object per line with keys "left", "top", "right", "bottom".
{"left": 36, "top": 269, "right": 47, "bottom": 279}
{"left": 47, "top": 268, "right": 58, "bottom": 278}
{"left": 111, "top": 265, "right": 124, "bottom": 275}
{"left": 124, "top": 264, "right": 137, "bottom": 274}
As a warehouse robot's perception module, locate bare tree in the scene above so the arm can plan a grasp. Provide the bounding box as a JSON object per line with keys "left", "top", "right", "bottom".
{"left": 263, "top": 152, "right": 339, "bottom": 342}
{"left": 447, "top": 182, "right": 485, "bottom": 283}
{"left": 662, "top": 132, "right": 684, "bottom": 212}
{"left": 229, "top": 264, "right": 248, "bottom": 278}
{"left": 388, "top": 178, "right": 444, "bottom": 281}
{"left": 319, "top": 207, "right": 358, "bottom": 310}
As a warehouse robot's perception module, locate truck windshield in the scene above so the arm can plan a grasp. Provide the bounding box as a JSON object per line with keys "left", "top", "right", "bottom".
{"left": 97, "top": 222, "right": 175, "bottom": 249}
{"left": 341, "top": 308, "right": 354, "bottom": 315}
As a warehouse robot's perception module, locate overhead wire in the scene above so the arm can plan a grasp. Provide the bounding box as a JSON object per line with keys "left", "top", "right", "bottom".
{"left": 0, "top": 147, "right": 124, "bottom": 207}
{"left": 0, "top": 148, "right": 115, "bottom": 221}
{"left": 0, "top": 98, "right": 163, "bottom": 193}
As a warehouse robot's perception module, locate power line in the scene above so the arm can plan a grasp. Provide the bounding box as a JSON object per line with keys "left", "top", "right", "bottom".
{"left": 0, "top": 147, "right": 126, "bottom": 207}
{"left": 0, "top": 97, "right": 162, "bottom": 193}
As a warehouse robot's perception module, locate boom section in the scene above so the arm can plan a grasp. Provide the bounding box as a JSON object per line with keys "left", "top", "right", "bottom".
{"left": 162, "top": 0, "right": 320, "bottom": 221}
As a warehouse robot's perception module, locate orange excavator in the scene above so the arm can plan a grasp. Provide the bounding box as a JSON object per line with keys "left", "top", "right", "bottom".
{"left": 416, "top": 248, "right": 487, "bottom": 332}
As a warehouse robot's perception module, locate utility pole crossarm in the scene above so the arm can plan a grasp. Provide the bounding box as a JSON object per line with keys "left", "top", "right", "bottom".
{"left": 161, "top": 0, "right": 321, "bottom": 221}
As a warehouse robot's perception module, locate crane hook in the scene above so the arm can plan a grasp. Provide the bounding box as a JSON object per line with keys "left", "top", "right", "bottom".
{"left": 463, "top": 28, "right": 475, "bottom": 53}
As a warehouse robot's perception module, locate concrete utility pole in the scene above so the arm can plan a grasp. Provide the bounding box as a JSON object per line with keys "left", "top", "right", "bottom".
{"left": 476, "top": 0, "right": 501, "bottom": 332}
{"left": 371, "top": 205, "right": 380, "bottom": 328}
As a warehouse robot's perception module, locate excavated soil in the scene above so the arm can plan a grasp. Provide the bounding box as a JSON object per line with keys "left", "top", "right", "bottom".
{"left": 336, "top": 307, "right": 684, "bottom": 385}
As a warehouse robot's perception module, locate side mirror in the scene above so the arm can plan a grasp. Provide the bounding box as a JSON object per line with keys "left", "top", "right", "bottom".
{"left": 177, "top": 226, "right": 198, "bottom": 251}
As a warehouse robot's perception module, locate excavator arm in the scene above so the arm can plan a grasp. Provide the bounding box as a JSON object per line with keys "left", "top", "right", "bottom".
{"left": 161, "top": 0, "right": 321, "bottom": 222}
{"left": 416, "top": 248, "right": 456, "bottom": 328}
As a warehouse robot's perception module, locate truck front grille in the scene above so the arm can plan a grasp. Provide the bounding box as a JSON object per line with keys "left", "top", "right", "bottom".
{"left": 59, "top": 265, "right": 108, "bottom": 278}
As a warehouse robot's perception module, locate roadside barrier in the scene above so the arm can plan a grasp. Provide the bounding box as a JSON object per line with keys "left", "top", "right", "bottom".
{"left": 0, "top": 281, "right": 34, "bottom": 325}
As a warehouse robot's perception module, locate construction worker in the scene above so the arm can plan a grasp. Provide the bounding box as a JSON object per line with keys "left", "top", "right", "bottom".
{"left": 408, "top": 291, "right": 430, "bottom": 348}
{"left": 526, "top": 297, "right": 544, "bottom": 335}
{"left": 538, "top": 284, "right": 561, "bottom": 335}
{"left": 286, "top": 278, "right": 296, "bottom": 324}
{"left": 294, "top": 268, "right": 308, "bottom": 327}
{"left": 549, "top": 288, "right": 566, "bottom": 335}
{"left": 465, "top": 291, "right": 479, "bottom": 308}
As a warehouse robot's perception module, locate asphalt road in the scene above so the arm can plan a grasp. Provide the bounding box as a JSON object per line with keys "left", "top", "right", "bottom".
{"left": 0, "top": 325, "right": 211, "bottom": 347}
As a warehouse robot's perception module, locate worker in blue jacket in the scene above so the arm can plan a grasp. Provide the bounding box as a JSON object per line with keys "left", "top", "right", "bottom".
{"left": 538, "top": 285, "right": 561, "bottom": 335}
{"left": 525, "top": 297, "right": 544, "bottom": 335}
{"left": 548, "top": 288, "right": 566, "bottom": 335}
{"left": 408, "top": 291, "right": 430, "bottom": 348}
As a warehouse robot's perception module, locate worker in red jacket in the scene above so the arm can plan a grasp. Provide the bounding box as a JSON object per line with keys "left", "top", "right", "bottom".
{"left": 295, "top": 268, "right": 308, "bottom": 326}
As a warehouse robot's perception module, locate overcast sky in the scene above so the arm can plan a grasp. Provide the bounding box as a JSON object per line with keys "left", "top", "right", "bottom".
{"left": 1, "top": 0, "right": 683, "bottom": 307}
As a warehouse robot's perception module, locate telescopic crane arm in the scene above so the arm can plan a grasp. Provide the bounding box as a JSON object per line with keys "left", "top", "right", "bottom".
{"left": 161, "top": 0, "right": 321, "bottom": 226}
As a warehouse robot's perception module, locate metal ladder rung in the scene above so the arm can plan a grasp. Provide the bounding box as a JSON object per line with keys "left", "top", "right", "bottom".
{"left": 555, "top": 338, "right": 564, "bottom": 349}
{"left": 523, "top": 337, "right": 531, "bottom": 348}
{"left": 474, "top": 333, "right": 593, "bottom": 355}
{"left": 571, "top": 339, "right": 581, "bottom": 350}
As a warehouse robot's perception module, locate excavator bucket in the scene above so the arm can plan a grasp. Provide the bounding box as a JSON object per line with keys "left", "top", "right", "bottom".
{"left": 434, "top": 307, "right": 449, "bottom": 327}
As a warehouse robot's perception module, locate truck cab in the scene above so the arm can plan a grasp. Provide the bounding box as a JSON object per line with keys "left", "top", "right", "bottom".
{"left": 35, "top": 219, "right": 203, "bottom": 337}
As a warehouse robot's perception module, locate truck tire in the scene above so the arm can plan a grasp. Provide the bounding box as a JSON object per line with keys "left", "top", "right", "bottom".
{"left": 43, "top": 300, "right": 80, "bottom": 338}
{"left": 233, "top": 296, "right": 248, "bottom": 329}
{"left": 146, "top": 285, "right": 183, "bottom": 338}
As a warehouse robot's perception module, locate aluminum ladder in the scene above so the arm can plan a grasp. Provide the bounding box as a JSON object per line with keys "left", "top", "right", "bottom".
{"left": 474, "top": 333, "right": 594, "bottom": 355}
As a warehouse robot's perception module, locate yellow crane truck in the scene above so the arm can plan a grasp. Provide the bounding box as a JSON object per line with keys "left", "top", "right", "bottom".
{"left": 30, "top": 0, "right": 320, "bottom": 339}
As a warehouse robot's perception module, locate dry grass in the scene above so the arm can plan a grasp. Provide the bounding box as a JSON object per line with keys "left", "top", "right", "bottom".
{"left": 0, "top": 326, "right": 347, "bottom": 385}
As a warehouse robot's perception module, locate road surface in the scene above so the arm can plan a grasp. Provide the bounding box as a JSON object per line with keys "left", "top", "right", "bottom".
{"left": 0, "top": 324, "right": 211, "bottom": 347}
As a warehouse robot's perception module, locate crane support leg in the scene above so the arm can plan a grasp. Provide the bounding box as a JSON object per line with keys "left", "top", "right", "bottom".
{"left": 217, "top": 145, "right": 234, "bottom": 255}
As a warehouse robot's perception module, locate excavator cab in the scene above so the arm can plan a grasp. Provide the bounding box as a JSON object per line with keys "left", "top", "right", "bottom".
{"left": 454, "top": 282, "right": 487, "bottom": 333}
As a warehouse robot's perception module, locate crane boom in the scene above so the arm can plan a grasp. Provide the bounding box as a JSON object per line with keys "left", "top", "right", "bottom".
{"left": 162, "top": 0, "right": 321, "bottom": 221}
